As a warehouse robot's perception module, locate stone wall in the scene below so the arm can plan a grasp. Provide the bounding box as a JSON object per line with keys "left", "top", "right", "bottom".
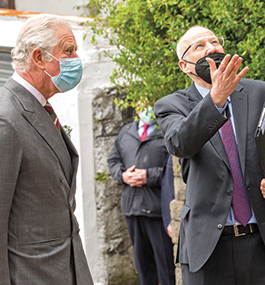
{"left": 92, "top": 87, "right": 186, "bottom": 285}
{"left": 171, "top": 156, "right": 186, "bottom": 285}
{"left": 92, "top": 87, "right": 139, "bottom": 285}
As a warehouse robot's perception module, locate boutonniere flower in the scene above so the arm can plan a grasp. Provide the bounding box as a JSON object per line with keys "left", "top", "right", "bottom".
{"left": 63, "top": 125, "right": 73, "bottom": 138}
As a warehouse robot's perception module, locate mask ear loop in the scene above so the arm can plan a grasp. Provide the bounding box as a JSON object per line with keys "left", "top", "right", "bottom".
{"left": 42, "top": 49, "right": 60, "bottom": 78}
{"left": 42, "top": 49, "right": 60, "bottom": 62}
{"left": 181, "top": 59, "right": 199, "bottom": 78}
{"left": 43, "top": 70, "right": 52, "bottom": 78}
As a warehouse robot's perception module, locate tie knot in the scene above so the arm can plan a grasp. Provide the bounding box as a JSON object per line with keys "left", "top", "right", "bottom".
{"left": 143, "top": 124, "right": 149, "bottom": 131}
{"left": 44, "top": 102, "right": 60, "bottom": 130}
{"left": 44, "top": 102, "right": 54, "bottom": 114}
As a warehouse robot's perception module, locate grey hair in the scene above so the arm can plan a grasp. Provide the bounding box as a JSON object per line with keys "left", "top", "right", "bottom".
{"left": 11, "top": 14, "right": 72, "bottom": 72}
{"left": 176, "top": 25, "right": 208, "bottom": 60}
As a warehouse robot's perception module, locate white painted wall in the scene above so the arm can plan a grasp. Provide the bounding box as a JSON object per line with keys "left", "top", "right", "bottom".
{"left": 15, "top": 0, "right": 89, "bottom": 16}
{"left": 0, "top": 12, "right": 117, "bottom": 285}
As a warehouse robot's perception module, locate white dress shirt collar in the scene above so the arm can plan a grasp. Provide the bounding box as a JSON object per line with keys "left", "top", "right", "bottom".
{"left": 12, "top": 71, "right": 47, "bottom": 106}
{"left": 195, "top": 82, "right": 231, "bottom": 104}
{"left": 195, "top": 83, "right": 210, "bottom": 98}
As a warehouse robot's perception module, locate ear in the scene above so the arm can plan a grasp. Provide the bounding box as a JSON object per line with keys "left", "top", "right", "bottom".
{"left": 31, "top": 47, "right": 45, "bottom": 70}
{"left": 179, "top": 60, "right": 191, "bottom": 74}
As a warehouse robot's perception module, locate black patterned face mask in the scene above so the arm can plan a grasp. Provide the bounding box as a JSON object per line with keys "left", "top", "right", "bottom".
{"left": 184, "top": 52, "right": 226, "bottom": 84}
{"left": 195, "top": 52, "right": 226, "bottom": 84}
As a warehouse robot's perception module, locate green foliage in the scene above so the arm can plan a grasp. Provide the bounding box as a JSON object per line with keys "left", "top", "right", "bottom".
{"left": 95, "top": 169, "right": 108, "bottom": 184}
{"left": 87, "top": 0, "right": 265, "bottom": 109}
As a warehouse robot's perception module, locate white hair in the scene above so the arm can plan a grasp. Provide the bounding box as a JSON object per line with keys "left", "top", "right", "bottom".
{"left": 11, "top": 14, "right": 72, "bottom": 72}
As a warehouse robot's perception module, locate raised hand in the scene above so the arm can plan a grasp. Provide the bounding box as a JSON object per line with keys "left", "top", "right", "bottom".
{"left": 207, "top": 54, "right": 249, "bottom": 108}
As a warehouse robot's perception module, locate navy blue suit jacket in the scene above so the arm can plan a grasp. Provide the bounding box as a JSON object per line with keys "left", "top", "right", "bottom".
{"left": 161, "top": 154, "right": 175, "bottom": 236}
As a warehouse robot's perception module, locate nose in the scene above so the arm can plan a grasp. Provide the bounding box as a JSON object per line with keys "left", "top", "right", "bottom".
{"left": 205, "top": 42, "right": 216, "bottom": 55}
{"left": 70, "top": 51, "right": 79, "bottom": 58}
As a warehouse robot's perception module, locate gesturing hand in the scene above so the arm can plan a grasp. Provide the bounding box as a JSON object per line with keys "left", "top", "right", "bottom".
{"left": 207, "top": 54, "right": 249, "bottom": 108}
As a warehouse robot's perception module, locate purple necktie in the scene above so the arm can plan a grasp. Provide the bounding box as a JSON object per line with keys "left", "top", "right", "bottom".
{"left": 221, "top": 119, "right": 252, "bottom": 226}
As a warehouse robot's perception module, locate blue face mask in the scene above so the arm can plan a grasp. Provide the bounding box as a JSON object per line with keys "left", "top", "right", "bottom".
{"left": 43, "top": 51, "right": 83, "bottom": 93}
{"left": 140, "top": 106, "right": 156, "bottom": 125}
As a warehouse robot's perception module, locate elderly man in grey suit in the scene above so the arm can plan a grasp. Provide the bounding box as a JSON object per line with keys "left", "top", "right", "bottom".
{"left": 0, "top": 14, "right": 94, "bottom": 284}
{"left": 154, "top": 25, "right": 265, "bottom": 285}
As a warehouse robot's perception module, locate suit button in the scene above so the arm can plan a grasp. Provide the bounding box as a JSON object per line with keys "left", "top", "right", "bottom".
{"left": 227, "top": 189, "right": 233, "bottom": 196}
{"left": 217, "top": 224, "right": 223, "bottom": 230}
{"left": 59, "top": 176, "right": 64, "bottom": 182}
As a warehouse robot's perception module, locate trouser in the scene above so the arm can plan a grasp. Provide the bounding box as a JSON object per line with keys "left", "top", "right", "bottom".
{"left": 181, "top": 229, "right": 265, "bottom": 285}
{"left": 126, "top": 216, "right": 175, "bottom": 285}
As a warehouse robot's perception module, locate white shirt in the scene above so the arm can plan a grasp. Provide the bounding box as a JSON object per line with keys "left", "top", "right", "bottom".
{"left": 138, "top": 119, "right": 156, "bottom": 137}
{"left": 12, "top": 71, "right": 47, "bottom": 106}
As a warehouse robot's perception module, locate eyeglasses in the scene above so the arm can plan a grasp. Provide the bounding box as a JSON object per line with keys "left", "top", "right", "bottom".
{"left": 180, "top": 36, "right": 224, "bottom": 60}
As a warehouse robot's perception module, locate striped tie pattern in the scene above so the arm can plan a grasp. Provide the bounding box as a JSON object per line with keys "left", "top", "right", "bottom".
{"left": 221, "top": 118, "right": 252, "bottom": 226}
{"left": 44, "top": 101, "right": 60, "bottom": 130}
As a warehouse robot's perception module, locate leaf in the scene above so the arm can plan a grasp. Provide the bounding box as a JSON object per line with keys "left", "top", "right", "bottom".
{"left": 85, "top": 0, "right": 265, "bottom": 109}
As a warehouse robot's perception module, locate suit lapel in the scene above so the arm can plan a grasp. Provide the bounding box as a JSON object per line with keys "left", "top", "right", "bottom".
{"left": 127, "top": 120, "right": 163, "bottom": 142}
{"left": 210, "top": 132, "right": 230, "bottom": 169}
{"left": 61, "top": 128, "right": 79, "bottom": 206}
{"left": 186, "top": 82, "right": 246, "bottom": 170}
{"left": 7, "top": 78, "right": 73, "bottom": 186}
{"left": 22, "top": 105, "right": 73, "bottom": 186}
{"left": 127, "top": 121, "right": 140, "bottom": 140}
{"left": 186, "top": 82, "right": 204, "bottom": 108}
{"left": 61, "top": 127, "right": 79, "bottom": 187}
{"left": 145, "top": 127, "right": 163, "bottom": 141}
{"left": 209, "top": 83, "right": 247, "bottom": 173}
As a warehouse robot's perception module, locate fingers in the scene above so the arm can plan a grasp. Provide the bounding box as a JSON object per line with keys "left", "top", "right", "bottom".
{"left": 127, "top": 168, "right": 147, "bottom": 187}
{"left": 206, "top": 54, "right": 231, "bottom": 73}
{"left": 135, "top": 169, "right": 147, "bottom": 185}
{"left": 225, "top": 54, "right": 245, "bottom": 78}
{"left": 167, "top": 224, "right": 172, "bottom": 238}
{"left": 237, "top": 66, "right": 249, "bottom": 80}
{"left": 208, "top": 53, "right": 248, "bottom": 107}
{"left": 210, "top": 54, "right": 248, "bottom": 79}
{"left": 126, "top": 171, "right": 141, "bottom": 187}
{"left": 123, "top": 166, "right": 147, "bottom": 187}
{"left": 207, "top": 57, "right": 217, "bottom": 72}
{"left": 260, "top": 178, "right": 265, "bottom": 198}
{"left": 122, "top": 165, "right": 136, "bottom": 184}
{"left": 218, "top": 54, "right": 232, "bottom": 72}
{"left": 127, "top": 165, "right": 136, "bottom": 172}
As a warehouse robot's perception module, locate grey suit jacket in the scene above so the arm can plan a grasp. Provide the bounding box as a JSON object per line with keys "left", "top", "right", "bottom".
{"left": 0, "top": 78, "right": 93, "bottom": 285}
{"left": 154, "top": 79, "right": 265, "bottom": 273}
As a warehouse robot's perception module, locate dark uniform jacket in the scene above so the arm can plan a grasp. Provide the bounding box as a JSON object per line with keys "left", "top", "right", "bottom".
{"left": 108, "top": 120, "right": 168, "bottom": 217}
